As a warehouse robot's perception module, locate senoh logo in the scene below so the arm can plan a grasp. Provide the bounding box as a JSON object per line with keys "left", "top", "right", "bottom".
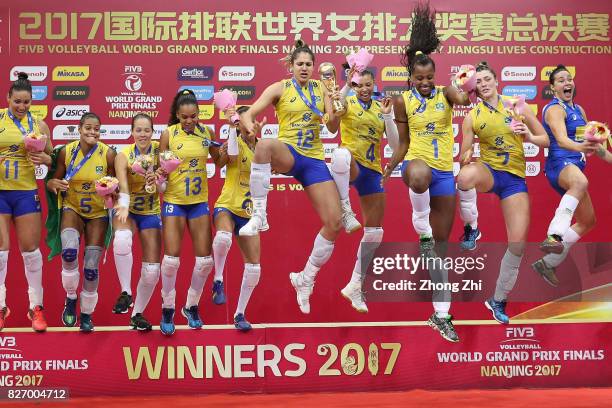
{"left": 218, "top": 66, "right": 255, "bottom": 81}
{"left": 177, "top": 66, "right": 213, "bottom": 81}
{"left": 53, "top": 86, "right": 89, "bottom": 100}
{"left": 52, "top": 105, "right": 90, "bottom": 121}
{"left": 382, "top": 67, "right": 409, "bottom": 82}
{"left": 10, "top": 66, "right": 48, "bottom": 81}
{"left": 540, "top": 66, "right": 576, "bottom": 81}
{"left": 501, "top": 67, "right": 536, "bottom": 81}
{"left": 220, "top": 86, "right": 255, "bottom": 100}
{"left": 52, "top": 66, "right": 90, "bottom": 81}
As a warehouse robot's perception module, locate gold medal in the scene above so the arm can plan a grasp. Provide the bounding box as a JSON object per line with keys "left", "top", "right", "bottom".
{"left": 322, "top": 113, "right": 329, "bottom": 124}
{"left": 145, "top": 183, "right": 156, "bottom": 194}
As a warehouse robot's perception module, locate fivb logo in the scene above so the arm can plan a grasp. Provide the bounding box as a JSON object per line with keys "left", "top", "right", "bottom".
{"left": 53, "top": 105, "right": 90, "bottom": 121}
{"left": 10, "top": 66, "right": 47, "bottom": 81}
{"left": 505, "top": 327, "right": 535, "bottom": 338}
{"left": 0, "top": 336, "right": 16, "bottom": 348}
{"left": 124, "top": 66, "right": 143, "bottom": 92}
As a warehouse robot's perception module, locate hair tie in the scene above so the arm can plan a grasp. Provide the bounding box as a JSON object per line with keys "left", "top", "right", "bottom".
{"left": 415, "top": 51, "right": 423, "bottom": 56}
{"left": 182, "top": 90, "right": 190, "bottom": 95}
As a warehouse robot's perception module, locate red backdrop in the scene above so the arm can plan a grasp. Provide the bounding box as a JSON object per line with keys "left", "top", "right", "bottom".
{"left": 0, "top": 0, "right": 610, "bottom": 327}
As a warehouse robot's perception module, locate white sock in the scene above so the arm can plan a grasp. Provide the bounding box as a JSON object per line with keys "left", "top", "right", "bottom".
{"left": 186, "top": 256, "right": 214, "bottom": 307}
{"left": 113, "top": 229, "right": 133, "bottom": 295}
{"left": 494, "top": 249, "right": 523, "bottom": 301}
{"left": 133, "top": 263, "right": 160, "bottom": 315}
{"left": 547, "top": 194, "right": 579, "bottom": 237}
{"left": 331, "top": 170, "right": 350, "bottom": 201}
{"left": 0, "top": 251, "right": 8, "bottom": 308}
{"left": 212, "top": 231, "right": 232, "bottom": 282}
{"left": 160, "top": 255, "right": 180, "bottom": 308}
{"left": 350, "top": 227, "right": 384, "bottom": 285}
{"left": 22, "top": 249, "right": 43, "bottom": 309}
{"left": 80, "top": 290, "right": 98, "bottom": 314}
{"left": 434, "top": 303, "right": 450, "bottom": 318}
{"left": 409, "top": 188, "right": 432, "bottom": 236}
{"left": 543, "top": 227, "right": 581, "bottom": 268}
{"left": 235, "top": 263, "right": 261, "bottom": 315}
{"left": 303, "top": 233, "right": 335, "bottom": 284}
{"left": 458, "top": 188, "right": 478, "bottom": 228}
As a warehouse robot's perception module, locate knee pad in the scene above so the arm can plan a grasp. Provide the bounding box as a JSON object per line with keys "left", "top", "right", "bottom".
{"left": 61, "top": 228, "right": 80, "bottom": 265}
{"left": 161, "top": 255, "right": 180, "bottom": 277}
{"left": 244, "top": 263, "right": 261, "bottom": 288}
{"left": 459, "top": 199, "right": 478, "bottom": 220}
{"left": 22, "top": 249, "right": 43, "bottom": 272}
{"left": 141, "top": 263, "right": 160, "bottom": 286}
{"left": 80, "top": 290, "right": 98, "bottom": 314}
{"left": 84, "top": 246, "right": 102, "bottom": 271}
{"left": 61, "top": 270, "right": 79, "bottom": 293}
{"left": 113, "top": 229, "right": 133, "bottom": 256}
{"left": 194, "top": 256, "right": 214, "bottom": 277}
{"left": 84, "top": 268, "right": 98, "bottom": 282}
{"left": 330, "top": 147, "right": 351, "bottom": 174}
{"left": 213, "top": 231, "right": 232, "bottom": 251}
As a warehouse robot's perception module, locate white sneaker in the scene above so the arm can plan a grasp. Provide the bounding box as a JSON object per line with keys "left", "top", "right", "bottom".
{"left": 340, "top": 199, "right": 361, "bottom": 233}
{"left": 289, "top": 272, "right": 313, "bottom": 314}
{"left": 341, "top": 282, "right": 368, "bottom": 313}
{"left": 239, "top": 213, "right": 268, "bottom": 236}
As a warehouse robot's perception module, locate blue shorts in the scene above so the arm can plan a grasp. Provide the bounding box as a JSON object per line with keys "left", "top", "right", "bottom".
{"left": 484, "top": 163, "right": 528, "bottom": 199}
{"left": 284, "top": 144, "right": 333, "bottom": 187}
{"left": 545, "top": 158, "right": 586, "bottom": 195}
{"left": 129, "top": 212, "right": 162, "bottom": 230}
{"left": 351, "top": 161, "right": 384, "bottom": 196}
{"left": 213, "top": 207, "right": 250, "bottom": 236}
{"left": 402, "top": 161, "right": 455, "bottom": 197}
{"left": 0, "top": 190, "right": 41, "bottom": 217}
{"left": 162, "top": 202, "right": 210, "bottom": 219}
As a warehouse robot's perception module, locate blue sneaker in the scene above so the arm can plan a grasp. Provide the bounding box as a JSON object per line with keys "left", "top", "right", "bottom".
{"left": 181, "top": 305, "right": 203, "bottom": 329}
{"left": 62, "top": 297, "right": 77, "bottom": 327}
{"left": 79, "top": 313, "right": 94, "bottom": 333}
{"left": 160, "top": 308, "right": 175, "bottom": 335}
{"left": 234, "top": 313, "right": 252, "bottom": 332}
{"left": 460, "top": 225, "right": 481, "bottom": 251}
{"left": 485, "top": 298, "right": 509, "bottom": 324}
{"left": 212, "top": 280, "right": 226, "bottom": 305}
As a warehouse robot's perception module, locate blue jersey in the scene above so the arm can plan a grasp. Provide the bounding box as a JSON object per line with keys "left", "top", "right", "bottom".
{"left": 543, "top": 98, "right": 586, "bottom": 163}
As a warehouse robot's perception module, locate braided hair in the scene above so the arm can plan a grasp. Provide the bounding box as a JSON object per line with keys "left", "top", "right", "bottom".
{"left": 401, "top": 2, "right": 441, "bottom": 76}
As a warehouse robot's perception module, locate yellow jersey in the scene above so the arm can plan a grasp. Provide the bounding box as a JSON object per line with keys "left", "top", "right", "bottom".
{"left": 402, "top": 86, "right": 454, "bottom": 171}
{"left": 163, "top": 123, "right": 212, "bottom": 205}
{"left": 340, "top": 95, "right": 385, "bottom": 173}
{"left": 122, "top": 142, "right": 161, "bottom": 215}
{"left": 470, "top": 96, "right": 526, "bottom": 178}
{"left": 63, "top": 140, "right": 111, "bottom": 219}
{"left": 0, "top": 108, "right": 41, "bottom": 190}
{"left": 276, "top": 79, "right": 325, "bottom": 160}
{"left": 214, "top": 137, "right": 254, "bottom": 218}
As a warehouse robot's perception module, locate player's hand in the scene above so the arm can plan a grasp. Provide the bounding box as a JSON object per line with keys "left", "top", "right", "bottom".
{"left": 252, "top": 116, "right": 267, "bottom": 136}
{"left": 47, "top": 178, "right": 69, "bottom": 194}
{"left": 114, "top": 205, "right": 129, "bottom": 224}
{"left": 380, "top": 97, "right": 393, "bottom": 114}
{"left": 28, "top": 151, "right": 51, "bottom": 166}
{"left": 381, "top": 163, "right": 394, "bottom": 187}
{"left": 578, "top": 140, "right": 599, "bottom": 154}
{"left": 460, "top": 148, "right": 473, "bottom": 166}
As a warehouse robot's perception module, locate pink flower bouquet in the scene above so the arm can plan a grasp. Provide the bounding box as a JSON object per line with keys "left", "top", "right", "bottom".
{"left": 131, "top": 154, "right": 154, "bottom": 176}
{"left": 453, "top": 65, "right": 477, "bottom": 102}
{"left": 95, "top": 176, "right": 119, "bottom": 209}
{"left": 346, "top": 48, "right": 374, "bottom": 83}
{"left": 24, "top": 132, "right": 47, "bottom": 152}
{"left": 213, "top": 89, "right": 239, "bottom": 124}
{"left": 583, "top": 121, "right": 610, "bottom": 143}
{"left": 157, "top": 151, "right": 182, "bottom": 188}
{"left": 502, "top": 95, "right": 527, "bottom": 128}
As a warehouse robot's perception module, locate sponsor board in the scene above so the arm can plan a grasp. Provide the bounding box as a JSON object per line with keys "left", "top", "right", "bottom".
{"left": 526, "top": 161, "right": 541, "bottom": 176}
{"left": 382, "top": 67, "right": 409, "bottom": 82}
{"left": 53, "top": 86, "right": 89, "bottom": 100}
{"left": 501, "top": 66, "right": 536, "bottom": 81}
{"left": 261, "top": 124, "right": 279, "bottom": 139}
{"left": 219, "top": 66, "right": 255, "bottom": 81}
{"left": 523, "top": 142, "right": 540, "bottom": 158}
{"left": 502, "top": 85, "right": 537, "bottom": 100}
{"left": 219, "top": 85, "right": 256, "bottom": 100}
{"left": 198, "top": 105, "right": 214, "bottom": 120}
{"left": 52, "top": 105, "right": 90, "bottom": 121}
{"left": 10, "top": 66, "right": 47, "bottom": 81}
{"left": 52, "top": 66, "right": 89, "bottom": 81}
{"left": 31, "top": 86, "right": 48, "bottom": 101}
{"left": 177, "top": 66, "right": 213, "bottom": 81}
{"left": 179, "top": 86, "right": 214, "bottom": 101}
{"left": 106, "top": 66, "right": 163, "bottom": 119}
{"left": 29, "top": 105, "right": 47, "bottom": 120}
